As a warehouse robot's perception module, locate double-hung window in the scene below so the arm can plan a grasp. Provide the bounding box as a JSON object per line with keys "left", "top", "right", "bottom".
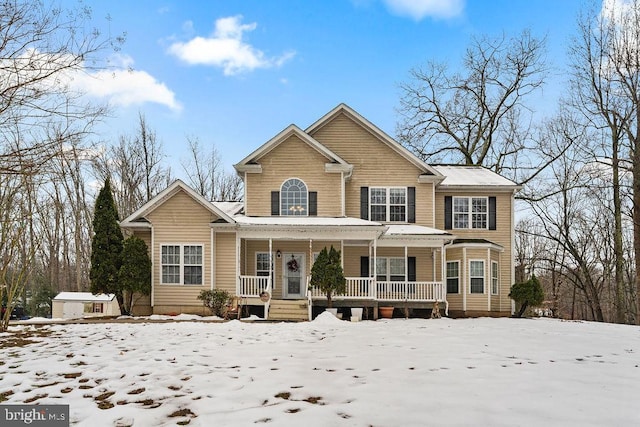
{"left": 446, "top": 261, "right": 459, "bottom": 294}
{"left": 453, "top": 197, "right": 488, "bottom": 229}
{"left": 373, "top": 257, "right": 406, "bottom": 282}
{"left": 161, "top": 244, "right": 203, "bottom": 285}
{"left": 370, "top": 187, "right": 407, "bottom": 222}
{"left": 491, "top": 261, "right": 499, "bottom": 295}
{"left": 469, "top": 260, "right": 485, "bottom": 294}
{"left": 256, "top": 253, "right": 272, "bottom": 277}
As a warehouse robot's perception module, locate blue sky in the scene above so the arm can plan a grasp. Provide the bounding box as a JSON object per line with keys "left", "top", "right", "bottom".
{"left": 63, "top": 0, "right": 589, "bottom": 177}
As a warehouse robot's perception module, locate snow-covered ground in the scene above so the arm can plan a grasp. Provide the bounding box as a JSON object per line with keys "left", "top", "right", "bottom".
{"left": 1, "top": 315, "right": 638, "bottom": 426}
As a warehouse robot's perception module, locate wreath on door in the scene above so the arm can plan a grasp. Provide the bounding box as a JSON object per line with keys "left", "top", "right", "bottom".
{"left": 287, "top": 257, "right": 299, "bottom": 272}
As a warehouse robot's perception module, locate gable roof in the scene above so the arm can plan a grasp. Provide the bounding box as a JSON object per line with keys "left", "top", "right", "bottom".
{"left": 306, "top": 103, "right": 444, "bottom": 179}
{"left": 120, "top": 179, "right": 235, "bottom": 227}
{"left": 433, "top": 165, "right": 521, "bottom": 190}
{"left": 234, "top": 124, "right": 352, "bottom": 174}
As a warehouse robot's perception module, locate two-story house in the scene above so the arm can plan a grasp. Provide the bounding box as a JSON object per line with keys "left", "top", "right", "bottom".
{"left": 121, "top": 104, "right": 520, "bottom": 320}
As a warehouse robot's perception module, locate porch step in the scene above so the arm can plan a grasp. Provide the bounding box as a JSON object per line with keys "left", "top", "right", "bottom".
{"left": 268, "top": 299, "right": 309, "bottom": 321}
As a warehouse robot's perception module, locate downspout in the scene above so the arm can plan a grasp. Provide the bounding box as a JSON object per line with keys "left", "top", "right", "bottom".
{"left": 511, "top": 189, "right": 516, "bottom": 315}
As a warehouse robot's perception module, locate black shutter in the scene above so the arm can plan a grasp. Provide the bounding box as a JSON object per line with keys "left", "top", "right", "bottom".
{"left": 309, "top": 192, "right": 317, "bottom": 216}
{"left": 408, "top": 257, "right": 416, "bottom": 281}
{"left": 407, "top": 187, "right": 416, "bottom": 223}
{"left": 489, "top": 197, "right": 496, "bottom": 230}
{"left": 271, "top": 191, "right": 279, "bottom": 216}
{"left": 444, "top": 196, "right": 452, "bottom": 230}
{"left": 360, "top": 187, "right": 369, "bottom": 220}
{"left": 360, "top": 256, "right": 370, "bottom": 277}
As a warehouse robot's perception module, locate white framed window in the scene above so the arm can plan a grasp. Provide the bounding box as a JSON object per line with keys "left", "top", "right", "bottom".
{"left": 161, "top": 244, "right": 203, "bottom": 285}
{"left": 453, "top": 197, "right": 488, "bottom": 229}
{"left": 256, "top": 252, "right": 272, "bottom": 277}
{"left": 469, "top": 260, "right": 485, "bottom": 294}
{"left": 370, "top": 187, "right": 407, "bottom": 222}
{"left": 373, "top": 257, "right": 405, "bottom": 281}
{"left": 446, "top": 261, "right": 459, "bottom": 294}
{"left": 281, "top": 178, "right": 307, "bottom": 215}
{"left": 491, "top": 261, "right": 499, "bottom": 295}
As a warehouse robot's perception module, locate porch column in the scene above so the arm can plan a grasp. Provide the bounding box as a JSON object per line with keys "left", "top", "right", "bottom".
{"left": 309, "top": 239, "right": 313, "bottom": 290}
{"left": 236, "top": 233, "right": 241, "bottom": 295}
{"left": 373, "top": 238, "right": 377, "bottom": 299}
{"left": 340, "top": 240, "right": 344, "bottom": 269}
{"left": 269, "top": 238, "right": 273, "bottom": 294}
{"left": 404, "top": 245, "right": 408, "bottom": 299}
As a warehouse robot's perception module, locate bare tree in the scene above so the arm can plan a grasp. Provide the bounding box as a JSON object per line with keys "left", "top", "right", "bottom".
{"left": 397, "top": 30, "right": 550, "bottom": 183}
{"left": 181, "top": 136, "right": 243, "bottom": 201}
{"left": 0, "top": 1, "right": 122, "bottom": 328}
{"left": 93, "top": 113, "right": 172, "bottom": 218}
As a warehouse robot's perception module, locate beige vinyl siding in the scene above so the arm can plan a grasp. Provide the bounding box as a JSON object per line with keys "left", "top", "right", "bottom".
{"left": 147, "top": 189, "right": 216, "bottom": 307}
{"left": 215, "top": 232, "right": 236, "bottom": 294}
{"left": 437, "top": 191, "right": 514, "bottom": 313}
{"left": 465, "top": 248, "right": 489, "bottom": 311}
{"left": 244, "top": 134, "right": 342, "bottom": 217}
{"left": 309, "top": 112, "right": 434, "bottom": 226}
{"left": 444, "top": 248, "right": 463, "bottom": 310}
{"left": 245, "top": 240, "right": 340, "bottom": 299}
{"left": 342, "top": 246, "right": 438, "bottom": 281}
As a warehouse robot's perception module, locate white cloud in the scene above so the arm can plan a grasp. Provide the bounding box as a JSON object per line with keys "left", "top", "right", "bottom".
{"left": 167, "top": 15, "right": 295, "bottom": 75}
{"left": 72, "top": 55, "right": 182, "bottom": 112}
{"left": 382, "top": 0, "right": 464, "bottom": 20}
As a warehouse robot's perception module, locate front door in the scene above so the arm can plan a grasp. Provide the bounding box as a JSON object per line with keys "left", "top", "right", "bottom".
{"left": 283, "top": 253, "right": 305, "bottom": 299}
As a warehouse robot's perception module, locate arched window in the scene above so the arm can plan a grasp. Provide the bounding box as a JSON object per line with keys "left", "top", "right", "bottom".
{"left": 281, "top": 178, "right": 307, "bottom": 215}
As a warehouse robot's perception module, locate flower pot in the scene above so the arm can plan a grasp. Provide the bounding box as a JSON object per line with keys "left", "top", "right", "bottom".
{"left": 351, "top": 308, "right": 363, "bottom": 321}
{"left": 379, "top": 306, "right": 394, "bottom": 319}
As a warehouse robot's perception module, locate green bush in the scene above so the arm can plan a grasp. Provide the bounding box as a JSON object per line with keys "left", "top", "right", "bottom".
{"left": 509, "top": 274, "right": 544, "bottom": 318}
{"left": 197, "top": 289, "right": 231, "bottom": 317}
{"left": 309, "top": 246, "right": 346, "bottom": 308}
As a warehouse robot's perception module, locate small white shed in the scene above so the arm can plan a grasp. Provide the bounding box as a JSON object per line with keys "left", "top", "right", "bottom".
{"left": 52, "top": 292, "right": 121, "bottom": 319}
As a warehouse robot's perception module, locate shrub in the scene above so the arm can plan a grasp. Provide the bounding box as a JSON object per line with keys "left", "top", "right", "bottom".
{"left": 509, "top": 274, "right": 544, "bottom": 318}
{"left": 309, "top": 246, "right": 346, "bottom": 308}
{"left": 197, "top": 289, "right": 231, "bottom": 317}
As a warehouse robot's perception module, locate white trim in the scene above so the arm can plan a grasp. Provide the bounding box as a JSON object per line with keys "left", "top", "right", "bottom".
{"left": 341, "top": 171, "right": 345, "bottom": 217}
{"left": 462, "top": 247, "right": 467, "bottom": 311}
{"left": 469, "top": 259, "right": 485, "bottom": 295}
{"left": 446, "top": 260, "right": 460, "bottom": 295}
{"left": 236, "top": 234, "right": 241, "bottom": 294}
{"left": 151, "top": 224, "right": 155, "bottom": 308}
{"left": 487, "top": 248, "right": 491, "bottom": 311}
{"left": 159, "top": 243, "right": 205, "bottom": 286}
{"left": 452, "top": 196, "right": 489, "bottom": 230}
{"left": 491, "top": 260, "right": 499, "bottom": 296}
{"left": 121, "top": 179, "right": 234, "bottom": 226}
{"left": 305, "top": 103, "right": 444, "bottom": 179}
{"left": 280, "top": 177, "right": 309, "bottom": 216}
{"left": 234, "top": 124, "right": 351, "bottom": 171}
{"left": 210, "top": 229, "right": 215, "bottom": 291}
{"left": 243, "top": 172, "right": 248, "bottom": 215}
{"left": 282, "top": 253, "right": 305, "bottom": 299}
{"left": 369, "top": 186, "right": 408, "bottom": 223}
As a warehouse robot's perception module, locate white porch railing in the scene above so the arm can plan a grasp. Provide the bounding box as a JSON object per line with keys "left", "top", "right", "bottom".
{"left": 309, "top": 277, "right": 445, "bottom": 302}
{"left": 238, "top": 275, "right": 270, "bottom": 297}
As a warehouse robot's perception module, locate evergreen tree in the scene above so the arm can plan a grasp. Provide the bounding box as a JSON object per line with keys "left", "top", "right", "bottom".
{"left": 310, "top": 246, "right": 346, "bottom": 308}
{"left": 90, "top": 178, "right": 124, "bottom": 302}
{"left": 119, "top": 236, "right": 151, "bottom": 314}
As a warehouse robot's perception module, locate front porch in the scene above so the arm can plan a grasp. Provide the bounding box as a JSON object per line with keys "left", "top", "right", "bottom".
{"left": 238, "top": 275, "right": 447, "bottom": 320}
